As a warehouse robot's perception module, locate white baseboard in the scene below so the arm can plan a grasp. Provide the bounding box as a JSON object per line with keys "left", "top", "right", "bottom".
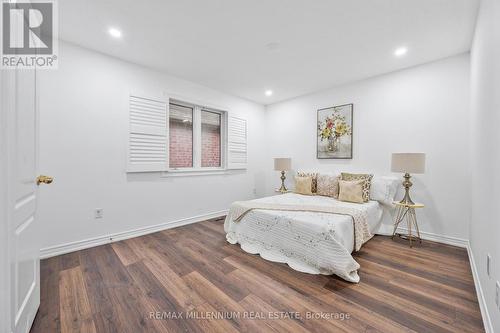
{"left": 39, "top": 210, "right": 228, "bottom": 259}
{"left": 466, "top": 241, "right": 494, "bottom": 333}
{"left": 395, "top": 227, "right": 468, "bottom": 248}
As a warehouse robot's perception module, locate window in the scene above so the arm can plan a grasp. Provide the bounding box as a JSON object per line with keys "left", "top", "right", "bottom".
{"left": 169, "top": 103, "right": 193, "bottom": 168}
{"left": 127, "top": 93, "right": 247, "bottom": 174}
{"left": 168, "top": 100, "right": 225, "bottom": 170}
{"left": 201, "top": 110, "right": 221, "bottom": 168}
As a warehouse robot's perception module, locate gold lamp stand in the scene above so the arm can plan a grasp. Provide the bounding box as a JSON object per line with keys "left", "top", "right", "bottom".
{"left": 278, "top": 171, "right": 288, "bottom": 193}
{"left": 399, "top": 172, "right": 415, "bottom": 205}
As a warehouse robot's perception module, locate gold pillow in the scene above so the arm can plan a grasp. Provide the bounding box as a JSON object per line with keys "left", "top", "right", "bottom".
{"left": 297, "top": 171, "right": 318, "bottom": 193}
{"left": 341, "top": 172, "right": 373, "bottom": 202}
{"left": 294, "top": 176, "right": 314, "bottom": 195}
{"left": 338, "top": 180, "right": 365, "bottom": 203}
{"left": 316, "top": 174, "right": 340, "bottom": 198}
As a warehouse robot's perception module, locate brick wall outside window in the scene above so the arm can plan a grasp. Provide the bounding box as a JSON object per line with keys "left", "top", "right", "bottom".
{"left": 169, "top": 120, "right": 193, "bottom": 168}
{"left": 169, "top": 120, "right": 221, "bottom": 168}
{"left": 201, "top": 123, "right": 221, "bottom": 167}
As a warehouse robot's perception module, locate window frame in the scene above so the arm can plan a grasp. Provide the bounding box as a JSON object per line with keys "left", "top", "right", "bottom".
{"left": 166, "top": 98, "right": 227, "bottom": 174}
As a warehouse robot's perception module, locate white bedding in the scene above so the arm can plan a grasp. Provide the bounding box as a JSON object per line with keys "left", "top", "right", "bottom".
{"left": 224, "top": 193, "right": 383, "bottom": 282}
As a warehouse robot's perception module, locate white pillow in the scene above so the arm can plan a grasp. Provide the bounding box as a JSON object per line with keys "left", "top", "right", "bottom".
{"left": 370, "top": 176, "right": 399, "bottom": 205}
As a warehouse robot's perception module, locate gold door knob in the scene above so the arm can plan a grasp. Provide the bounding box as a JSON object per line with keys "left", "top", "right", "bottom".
{"left": 36, "top": 175, "right": 54, "bottom": 186}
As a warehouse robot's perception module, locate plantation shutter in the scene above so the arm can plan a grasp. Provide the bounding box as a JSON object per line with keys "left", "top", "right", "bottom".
{"left": 127, "top": 94, "right": 169, "bottom": 172}
{"left": 227, "top": 116, "right": 247, "bottom": 169}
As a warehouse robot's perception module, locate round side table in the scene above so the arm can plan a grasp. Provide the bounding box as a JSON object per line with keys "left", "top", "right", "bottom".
{"left": 391, "top": 201, "right": 424, "bottom": 247}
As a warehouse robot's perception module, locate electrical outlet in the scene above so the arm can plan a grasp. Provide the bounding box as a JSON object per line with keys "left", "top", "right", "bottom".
{"left": 496, "top": 281, "right": 500, "bottom": 309}
{"left": 487, "top": 254, "right": 492, "bottom": 277}
{"left": 253, "top": 188, "right": 257, "bottom": 195}
{"left": 95, "top": 208, "right": 103, "bottom": 219}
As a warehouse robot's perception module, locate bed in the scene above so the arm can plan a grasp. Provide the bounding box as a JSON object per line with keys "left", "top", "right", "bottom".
{"left": 224, "top": 193, "right": 384, "bottom": 282}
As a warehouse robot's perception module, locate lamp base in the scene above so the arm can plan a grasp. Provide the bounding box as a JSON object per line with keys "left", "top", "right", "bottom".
{"left": 398, "top": 173, "right": 415, "bottom": 205}
{"left": 278, "top": 171, "right": 288, "bottom": 193}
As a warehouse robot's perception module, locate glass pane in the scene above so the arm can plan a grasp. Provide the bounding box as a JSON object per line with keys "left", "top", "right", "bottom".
{"left": 169, "top": 103, "right": 193, "bottom": 168}
{"left": 201, "top": 110, "right": 221, "bottom": 168}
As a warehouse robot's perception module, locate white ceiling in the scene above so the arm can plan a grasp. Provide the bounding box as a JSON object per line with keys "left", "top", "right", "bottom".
{"left": 59, "top": 0, "right": 479, "bottom": 105}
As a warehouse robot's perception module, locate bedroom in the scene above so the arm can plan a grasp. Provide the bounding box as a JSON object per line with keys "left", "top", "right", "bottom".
{"left": 0, "top": 0, "right": 498, "bottom": 332}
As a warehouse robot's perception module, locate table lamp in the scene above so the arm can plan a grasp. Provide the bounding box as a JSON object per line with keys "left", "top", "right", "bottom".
{"left": 274, "top": 158, "right": 291, "bottom": 193}
{"left": 391, "top": 153, "right": 426, "bottom": 205}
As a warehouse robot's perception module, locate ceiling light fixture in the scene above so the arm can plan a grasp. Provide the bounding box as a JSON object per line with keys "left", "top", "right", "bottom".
{"left": 394, "top": 47, "right": 408, "bottom": 57}
{"left": 265, "top": 90, "right": 273, "bottom": 96}
{"left": 108, "top": 27, "right": 122, "bottom": 39}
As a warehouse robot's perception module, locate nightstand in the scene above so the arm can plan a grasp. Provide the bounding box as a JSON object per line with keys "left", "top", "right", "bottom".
{"left": 391, "top": 201, "right": 424, "bottom": 247}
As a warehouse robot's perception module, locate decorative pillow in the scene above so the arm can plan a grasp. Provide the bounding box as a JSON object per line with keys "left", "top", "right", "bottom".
{"left": 341, "top": 172, "right": 373, "bottom": 202}
{"left": 370, "top": 176, "right": 399, "bottom": 205}
{"left": 294, "top": 176, "right": 314, "bottom": 195}
{"left": 316, "top": 174, "right": 340, "bottom": 198}
{"left": 297, "top": 171, "right": 318, "bottom": 193}
{"left": 338, "top": 180, "right": 365, "bottom": 203}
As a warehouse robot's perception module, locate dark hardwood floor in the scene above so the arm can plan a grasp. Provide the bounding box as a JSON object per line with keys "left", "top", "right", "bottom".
{"left": 31, "top": 217, "right": 485, "bottom": 333}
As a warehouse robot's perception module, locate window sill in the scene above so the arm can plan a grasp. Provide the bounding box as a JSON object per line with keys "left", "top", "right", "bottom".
{"left": 162, "top": 168, "right": 233, "bottom": 177}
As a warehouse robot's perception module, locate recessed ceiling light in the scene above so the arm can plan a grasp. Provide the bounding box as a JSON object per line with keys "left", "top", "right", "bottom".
{"left": 265, "top": 90, "right": 273, "bottom": 96}
{"left": 394, "top": 47, "right": 408, "bottom": 57}
{"left": 108, "top": 27, "right": 122, "bottom": 39}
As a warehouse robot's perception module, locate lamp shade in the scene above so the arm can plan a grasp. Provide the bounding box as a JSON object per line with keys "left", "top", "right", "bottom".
{"left": 274, "top": 158, "right": 291, "bottom": 171}
{"left": 391, "top": 153, "right": 426, "bottom": 174}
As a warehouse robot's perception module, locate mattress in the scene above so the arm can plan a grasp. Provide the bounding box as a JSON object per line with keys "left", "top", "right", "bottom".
{"left": 224, "top": 193, "right": 383, "bottom": 282}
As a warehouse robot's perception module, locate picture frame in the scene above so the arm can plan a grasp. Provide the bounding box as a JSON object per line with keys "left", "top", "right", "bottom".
{"left": 317, "top": 103, "right": 353, "bottom": 159}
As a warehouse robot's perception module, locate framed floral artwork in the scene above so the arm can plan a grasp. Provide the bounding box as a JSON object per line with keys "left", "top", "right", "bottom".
{"left": 317, "top": 104, "right": 353, "bottom": 159}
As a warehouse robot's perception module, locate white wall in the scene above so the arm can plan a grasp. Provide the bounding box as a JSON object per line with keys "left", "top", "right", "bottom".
{"left": 37, "top": 42, "right": 267, "bottom": 251}
{"left": 265, "top": 54, "right": 471, "bottom": 239}
{"left": 470, "top": 0, "right": 500, "bottom": 331}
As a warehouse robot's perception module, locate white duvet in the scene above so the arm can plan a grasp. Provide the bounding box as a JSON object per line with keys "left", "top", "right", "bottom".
{"left": 224, "top": 193, "right": 383, "bottom": 282}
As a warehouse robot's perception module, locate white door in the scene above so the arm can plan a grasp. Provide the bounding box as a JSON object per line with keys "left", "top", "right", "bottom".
{"left": 1, "top": 1, "right": 52, "bottom": 331}
{"left": 1, "top": 62, "right": 47, "bottom": 333}
{"left": 11, "top": 67, "right": 41, "bottom": 333}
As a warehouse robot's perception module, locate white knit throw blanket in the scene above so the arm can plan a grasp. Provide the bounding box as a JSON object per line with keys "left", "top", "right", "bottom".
{"left": 228, "top": 200, "right": 373, "bottom": 251}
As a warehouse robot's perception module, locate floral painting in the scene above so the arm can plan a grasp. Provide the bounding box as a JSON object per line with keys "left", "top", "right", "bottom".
{"left": 317, "top": 104, "right": 353, "bottom": 159}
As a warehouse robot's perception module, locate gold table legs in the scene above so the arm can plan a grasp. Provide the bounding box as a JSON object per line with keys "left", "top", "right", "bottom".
{"left": 391, "top": 205, "right": 422, "bottom": 247}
